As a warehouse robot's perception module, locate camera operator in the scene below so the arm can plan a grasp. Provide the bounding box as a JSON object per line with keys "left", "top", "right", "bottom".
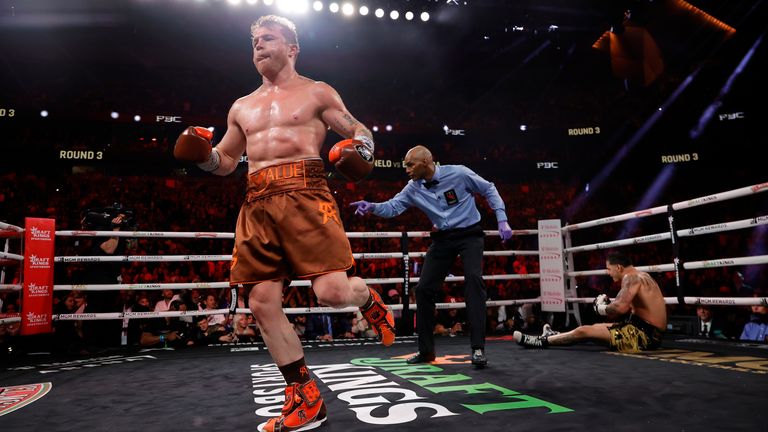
{"left": 76, "top": 208, "right": 132, "bottom": 350}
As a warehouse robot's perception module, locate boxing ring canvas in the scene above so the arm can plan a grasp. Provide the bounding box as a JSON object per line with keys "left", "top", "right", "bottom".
{"left": 2, "top": 335, "right": 765, "bottom": 431}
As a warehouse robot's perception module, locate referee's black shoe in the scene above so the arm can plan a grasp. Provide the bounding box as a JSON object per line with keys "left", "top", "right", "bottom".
{"left": 406, "top": 352, "right": 436, "bottom": 364}
{"left": 471, "top": 349, "right": 487, "bottom": 367}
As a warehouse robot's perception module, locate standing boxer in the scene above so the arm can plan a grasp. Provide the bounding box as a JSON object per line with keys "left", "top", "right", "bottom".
{"left": 351, "top": 145, "right": 514, "bottom": 367}
{"left": 173, "top": 15, "right": 393, "bottom": 432}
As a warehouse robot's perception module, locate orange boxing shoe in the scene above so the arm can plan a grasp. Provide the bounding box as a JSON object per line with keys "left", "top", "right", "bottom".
{"left": 261, "top": 379, "right": 327, "bottom": 432}
{"left": 361, "top": 287, "right": 396, "bottom": 346}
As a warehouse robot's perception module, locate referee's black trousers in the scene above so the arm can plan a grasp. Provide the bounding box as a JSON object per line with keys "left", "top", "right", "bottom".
{"left": 415, "top": 223, "right": 486, "bottom": 355}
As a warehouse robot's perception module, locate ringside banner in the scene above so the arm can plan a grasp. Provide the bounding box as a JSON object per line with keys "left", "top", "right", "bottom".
{"left": 21, "top": 218, "right": 55, "bottom": 335}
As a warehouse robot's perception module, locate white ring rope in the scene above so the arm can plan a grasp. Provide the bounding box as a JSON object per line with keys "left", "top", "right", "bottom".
{"left": 56, "top": 230, "right": 235, "bottom": 239}
{"left": 35, "top": 295, "right": 768, "bottom": 323}
{"left": 53, "top": 274, "right": 533, "bottom": 292}
{"left": 0, "top": 221, "right": 24, "bottom": 232}
{"left": 54, "top": 229, "right": 532, "bottom": 240}
{"left": 564, "top": 215, "right": 768, "bottom": 253}
{"left": 570, "top": 297, "right": 768, "bottom": 306}
{"left": 567, "top": 254, "right": 768, "bottom": 277}
{"left": 0, "top": 251, "right": 24, "bottom": 261}
{"left": 55, "top": 254, "right": 233, "bottom": 263}
{"left": 563, "top": 181, "right": 768, "bottom": 232}
{"left": 53, "top": 250, "right": 535, "bottom": 264}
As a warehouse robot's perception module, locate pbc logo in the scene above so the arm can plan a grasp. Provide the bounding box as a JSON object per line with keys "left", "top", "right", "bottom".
{"left": 29, "top": 227, "right": 52, "bottom": 241}
{"left": 536, "top": 162, "right": 559, "bottom": 169}
{"left": 156, "top": 115, "right": 182, "bottom": 123}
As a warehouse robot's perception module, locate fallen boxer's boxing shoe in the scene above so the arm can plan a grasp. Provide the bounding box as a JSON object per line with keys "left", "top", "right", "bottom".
{"left": 361, "top": 287, "right": 396, "bottom": 346}
{"left": 261, "top": 379, "right": 327, "bottom": 432}
{"left": 513, "top": 330, "right": 549, "bottom": 348}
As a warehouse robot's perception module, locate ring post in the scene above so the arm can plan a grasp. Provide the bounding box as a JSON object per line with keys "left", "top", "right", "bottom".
{"left": 400, "top": 231, "right": 413, "bottom": 335}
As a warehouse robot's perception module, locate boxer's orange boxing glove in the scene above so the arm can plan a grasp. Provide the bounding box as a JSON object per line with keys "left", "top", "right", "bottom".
{"left": 329, "top": 138, "right": 374, "bottom": 182}
{"left": 174, "top": 126, "right": 220, "bottom": 172}
{"left": 174, "top": 126, "right": 214, "bottom": 163}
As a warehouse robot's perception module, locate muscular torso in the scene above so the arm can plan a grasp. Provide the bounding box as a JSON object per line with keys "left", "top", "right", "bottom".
{"left": 235, "top": 76, "right": 328, "bottom": 172}
{"left": 627, "top": 272, "right": 667, "bottom": 331}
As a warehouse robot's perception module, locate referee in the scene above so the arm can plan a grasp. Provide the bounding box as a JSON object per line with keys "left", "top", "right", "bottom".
{"left": 352, "top": 145, "right": 512, "bottom": 367}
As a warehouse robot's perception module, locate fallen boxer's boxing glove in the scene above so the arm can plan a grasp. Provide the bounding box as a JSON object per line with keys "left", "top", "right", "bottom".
{"left": 593, "top": 293, "right": 610, "bottom": 316}
{"left": 329, "top": 138, "right": 374, "bottom": 182}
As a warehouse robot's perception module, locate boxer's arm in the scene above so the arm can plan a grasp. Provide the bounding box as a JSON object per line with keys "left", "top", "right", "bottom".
{"left": 208, "top": 101, "right": 247, "bottom": 176}
{"left": 316, "top": 82, "right": 374, "bottom": 150}
{"left": 605, "top": 275, "right": 639, "bottom": 317}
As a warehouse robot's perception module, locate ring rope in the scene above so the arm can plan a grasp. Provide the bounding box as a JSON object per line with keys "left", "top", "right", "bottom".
{"left": 564, "top": 215, "right": 768, "bottom": 253}
{"left": 0, "top": 221, "right": 23, "bottom": 232}
{"left": 563, "top": 182, "right": 768, "bottom": 232}
{"left": 0, "top": 251, "right": 24, "bottom": 261}
{"left": 567, "top": 254, "right": 768, "bottom": 277}
{"left": 52, "top": 274, "right": 533, "bottom": 292}
{"left": 53, "top": 250, "right": 535, "bottom": 264}
{"left": 27, "top": 295, "right": 768, "bottom": 324}
{"left": 54, "top": 229, "right": 527, "bottom": 240}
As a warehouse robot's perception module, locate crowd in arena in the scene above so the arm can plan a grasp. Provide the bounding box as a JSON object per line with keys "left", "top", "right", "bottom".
{"left": 1, "top": 163, "right": 765, "bottom": 359}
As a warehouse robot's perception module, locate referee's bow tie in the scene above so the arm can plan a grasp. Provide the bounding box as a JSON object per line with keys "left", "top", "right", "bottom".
{"left": 424, "top": 179, "right": 439, "bottom": 189}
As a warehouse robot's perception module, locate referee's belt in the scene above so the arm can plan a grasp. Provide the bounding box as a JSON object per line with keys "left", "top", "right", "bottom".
{"left": 430, "top": 222, "right": 484, "bottom": 240}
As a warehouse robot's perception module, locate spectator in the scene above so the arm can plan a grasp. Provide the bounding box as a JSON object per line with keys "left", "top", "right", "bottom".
{"left": 138, "top": 300, "right": 190, "bottom": 348}
{"left": 694, "top": 305, "right": 727, "bottom": 339}
{"left": 190, "top": 314, "right": 234, "bottom": 346}
{"left": 232, "top": 313, "right": 258, "bottom": 343}
{"left": 739, "top": 301, "right": 768, "bottom": 343}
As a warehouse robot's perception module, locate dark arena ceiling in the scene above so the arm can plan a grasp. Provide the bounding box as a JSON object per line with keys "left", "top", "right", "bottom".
{"left": 0, "top": 0, "right": 765, "bottom": 193}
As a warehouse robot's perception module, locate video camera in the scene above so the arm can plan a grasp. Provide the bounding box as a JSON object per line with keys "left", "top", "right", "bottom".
{"left": 82, "top": 203, "right": 137, "bottom": 230}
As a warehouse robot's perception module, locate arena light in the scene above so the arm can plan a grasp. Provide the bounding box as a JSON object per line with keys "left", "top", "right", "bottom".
{"left": 276, "top": 0, "right": 309, "bottom": 13}
{"left": 110, "top": 111, "right": 119, "bottom": 119}
{"left": 385, "top": 124, "right": 393, "bottom": 131}
{"left": 246, "top": 0, "right": 258, "bottom": 4}
{"left": 359, "top": 5, "right": 368, "bottom": 16}
{"left": 134, "top": 115, "right": 142, "bottom": 122}
{"left": 405, "top": 11, "right": 413, "bottom": 21}
{"left": 341, "top": 2, "right": 354, "bottom": 15}
{"left": 227, "top": 0, "right": 242, "bottom": 6}
{"left": 329, "top": 2, "right": 339, "bottom": 13}
{"left": 263, "top": 0, "right": 274, "bottom": 5}
{"left": 313, "top": 0, "right": 323, "bottom": 11}
{"left": 372, "top": 125, "right": 379, "bottom": 132}
{"left": 389, "top": 10, "right": 399, "bottom": 20}
{"left": 519, "top": 124, "right": 527, "bottom": 131}
{"left": 40, "top": 110, "right": 49, "bottom": 118}
{"left": 420, "top": 11, "right": 429, "bottom": 22}
{"left": 374, "top": 8, "right": 384, "bottom": 18}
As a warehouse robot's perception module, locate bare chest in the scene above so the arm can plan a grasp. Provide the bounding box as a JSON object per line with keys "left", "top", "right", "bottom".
{"left": 237, "top": 90, "right": 320, "bottom": 135}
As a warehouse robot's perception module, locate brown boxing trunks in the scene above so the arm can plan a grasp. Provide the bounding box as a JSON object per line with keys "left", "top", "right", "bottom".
{"left": 229, "top": 158, "right": 355, "bottom": 285}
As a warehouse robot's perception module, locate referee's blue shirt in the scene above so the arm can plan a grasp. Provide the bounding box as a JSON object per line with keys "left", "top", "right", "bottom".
{"left": 371, "top": 164, "right": 508, "bottom": 231}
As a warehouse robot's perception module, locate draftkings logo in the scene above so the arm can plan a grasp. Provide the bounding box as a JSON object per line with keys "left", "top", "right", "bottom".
{"left": 27, "top": 283, "right": 49, "bottom": 297}
{"left": 250, "top": 355, "right": 572, "bottom": 429}
{"left": 29, "top": 227, "right": 52, "bottom": 241}
{"left": 28, "top": 255, "right": 51, "bottom": 269}
{"left": 0, "top": 383, "right": 52, "bottom": 417}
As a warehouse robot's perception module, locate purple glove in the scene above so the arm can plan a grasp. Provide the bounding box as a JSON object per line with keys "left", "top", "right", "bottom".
{"left": 351, "top": 200, "right": 375, "bottom": 216}
{"left": 498, "top": 221, "right": 513, "bottom": 242}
